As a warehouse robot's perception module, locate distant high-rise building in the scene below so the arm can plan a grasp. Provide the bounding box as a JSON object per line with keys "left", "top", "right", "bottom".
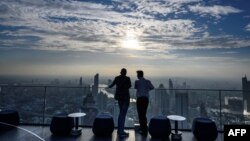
{"left": 175, "top": 90, "right": 188, "bottom": 116}
{"left": 169, "top": 79, "right": 175, "bottom": 113}
{"left": 92, "top": 73, "right": 99, "bottom": 97}
{"left": 242, "top": 75, "right": 250, "bottom": 114}
{"left": 83, "top": 84, "right": 91, "bottom": 95}
{"left": 225, "top": 97, "right": 243, "bottom": 113}
{"left": 155, "top": 84, "right": 170, "bottom": 115}
{"left": 189, "top": 91, "right": 201, "bottom": 107}
{"left": 79, "top": 76, "right": 83, "bottom": 86}
{"left": 199, "top": 102, "right": 207, "bottom": 117}
{"left": 175, "top": 82, "right": 189, "bottom": 128}
{"left": 82, "top": 92, "right": 98, "bottom": 126}
{"left": 97, "top": 92, "right": 108, "bottom": 112}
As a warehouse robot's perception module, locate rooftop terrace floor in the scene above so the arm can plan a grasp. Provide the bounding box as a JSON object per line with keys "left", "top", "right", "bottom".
{"left": 0, "top": 126, "right": 224, "bottom": 141}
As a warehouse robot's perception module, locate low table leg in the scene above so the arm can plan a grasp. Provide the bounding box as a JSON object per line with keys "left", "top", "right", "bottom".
{"left": 71, "top": 117, "right": 82, "bottom": 136}
{"left": 175, "top": 121, "right": 178, "bottom": 134}
{"left": 171, "top": 121, "right": 182, "bottom": 141}
{"left": 75, "top": 117, "right": 79, "bottom": 130}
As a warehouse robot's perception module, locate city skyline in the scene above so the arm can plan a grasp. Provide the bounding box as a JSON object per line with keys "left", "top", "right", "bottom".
{"left": 0, "top": 0, "right": 250, "bottom": 79}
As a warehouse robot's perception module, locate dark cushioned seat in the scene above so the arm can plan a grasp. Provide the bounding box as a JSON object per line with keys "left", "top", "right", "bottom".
{"left": 149, "top": 115, "right": 171, "bottom": 138}
{"left": 50, "top": 113, "right": 74, "bottom": 135}
{"left": 192, "top": 117, "right": 218, "bottom": 141}
{"left": 92, "top": 114, "right": 114, "bottom": 136}
{"left": 0, "top": 110, "right": 20, "bottom": 131}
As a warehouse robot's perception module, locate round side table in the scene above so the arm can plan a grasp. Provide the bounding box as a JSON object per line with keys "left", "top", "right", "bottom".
{"left": 68, "top": 112, "right": 86, "bottom": 136}
{"left": 167, "top": 115, "right": 186, "bottom": 141}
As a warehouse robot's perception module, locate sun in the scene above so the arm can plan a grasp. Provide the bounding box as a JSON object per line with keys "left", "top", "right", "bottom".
{"left": 121, "top": 32, "right": 143, "bottom": 50}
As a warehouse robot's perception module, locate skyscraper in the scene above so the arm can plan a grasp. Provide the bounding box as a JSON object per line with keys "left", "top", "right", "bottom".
{"left": 169, "top": 79, "right": 175, "bottom": 113}
{"left": 92, "top": 73, "right": 99, "bottom": 97}
{"left": 79, "top": 76, "right": 83, "bottom": 86}
{"left": 97, "top": 91, "right": 108, "bottom": 112}
{"left": 82, "top": 74, "right": 99, "bottom": 126}
{"left": 242, "top": 75, "right": 250, "bottom": 114}
{"left": 199, "top": 102, "right": 208, "bottom": 117}
{"left": 155, "top": 84, "right": 170, "bottom": 115}
{"left": 82, "top": 92, "right": 98, "bottom": 126}
{"left": 175, "top": 82, "right": 189, "bottom": 128}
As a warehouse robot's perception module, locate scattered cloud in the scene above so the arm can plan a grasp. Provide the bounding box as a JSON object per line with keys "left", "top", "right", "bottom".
{"left": 0, "top": 0, "right": 249, "bottom": 60}
{"left": 243, "top": 15, "right": 250, "bottom": 19}
{"left": 246, "top": 23, "right": 250, "bottom": 32}
{"left": 219, "top": 51, "right": 238, "bottom": 55}
{"left": 189, "top": 5, "right": 242, "bottom": 19}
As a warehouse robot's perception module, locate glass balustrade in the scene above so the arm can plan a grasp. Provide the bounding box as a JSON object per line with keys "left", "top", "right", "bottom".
{"left": 0, "top": 85, "right": 249, "bottom": 131}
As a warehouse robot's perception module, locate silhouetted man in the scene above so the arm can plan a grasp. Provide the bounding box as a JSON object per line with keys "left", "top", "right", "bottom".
{"left": 109, "top": 68, "right": 131, "bottom": 138}
{"left": 134, "top": 70, "right": 154, "bottom": 135}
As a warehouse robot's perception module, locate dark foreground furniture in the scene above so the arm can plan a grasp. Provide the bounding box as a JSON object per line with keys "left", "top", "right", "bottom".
{"left": 149, "top": 115, "right": 171, "bottom": 139}
{"left": 192, "top": 117, "right": 218, "bottom": 141}
{"left": 0, "top": 110, "right": 20, "bottom": 131}
{"left": 50, "top": 113, "right": 74, "bottom": 135}
{"left": 92, "top": 114, "right": 114, "bottom": 136}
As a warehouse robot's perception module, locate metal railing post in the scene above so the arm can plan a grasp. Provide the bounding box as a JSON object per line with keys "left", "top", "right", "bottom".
{"left": 43, "top": 86, "right": 47, "bottom": 126}
{"left": 0, "top": 86, "right": 4, "bottom": 110}
{"left": 219, "top": 90, "right": 222, "bottom": 130}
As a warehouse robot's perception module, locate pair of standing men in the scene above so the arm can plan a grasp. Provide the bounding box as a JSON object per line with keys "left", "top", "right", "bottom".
{"left": 109, "top": 68, "right": 154, "bottom": 138}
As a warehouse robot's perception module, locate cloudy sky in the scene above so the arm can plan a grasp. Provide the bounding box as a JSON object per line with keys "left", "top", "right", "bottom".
{"left": 0, "top": 0, "right": 250, "bottom": 80}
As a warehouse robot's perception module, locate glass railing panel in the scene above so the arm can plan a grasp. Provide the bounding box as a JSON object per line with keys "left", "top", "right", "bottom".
{"left": 149, "top": 89, "right": 171, "bottom": 116}
{"left": 97, "top": 86, "right": 117, "bottom": 126}
{"left": 187, "top": 90, "right": 220, "bottom": 130}
{"left": 127, "top": 88, "right": 137, "bottom": 127}
{"left": 1, "top": 85, "right": 248, "bottom": 131}
{"left": 0, "top": 86, "right": 44, "bottom": 124}
{"left": 44, "top": 86, "right": 87, "bottom": 125}
{"left": 221, "top": 90, "right": 246, "bottom": 130}
{"left": 94, "top": 87, "right": 137, "bottom": 128}
{"left": 130, "top": 89, "right": 173, "bottom": 128}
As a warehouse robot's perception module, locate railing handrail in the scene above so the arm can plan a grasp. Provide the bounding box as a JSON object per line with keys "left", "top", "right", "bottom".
{"left": 0, "top": 84, "right": 246, "bottom": 92}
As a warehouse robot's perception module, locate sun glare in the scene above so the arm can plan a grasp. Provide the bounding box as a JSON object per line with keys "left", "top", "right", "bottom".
{"left": 121, "top": 32, "right": 143, "bottom": 50}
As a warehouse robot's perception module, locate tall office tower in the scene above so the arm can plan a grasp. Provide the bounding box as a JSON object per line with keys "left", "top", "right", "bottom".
{"left": 200, "top": 102, "right": 208, "bottom": 117}
{"left": 155, "top": 84, "right": 170, "bottom": 115}
{"left": 79, "top": 76, "right": 83, "bottom": 86}
{"left": 92, "top": 73, "right": 99, "bottom": 97}
{"left": 77, "top": 76, "right": 83, "bottom": 95}
{"left": 226, "top": 97, "right": 243, "bottom": 113}
{"left": 169, "top": 79, "right": 175, "bottom": 113}
{"left": 97, "top": 91, "right": 108, "bottom": 112}
{"left": 242, "top": 75, "right": 250, "bottom": 114}
{"left": 175, "top": 82, "right": 189, "bottom": 119}
{"left": 82, "top": 92, "right": 98, "bottom": 126}
{"left": 83, "top": 84, "right": 91, "bottom": 96}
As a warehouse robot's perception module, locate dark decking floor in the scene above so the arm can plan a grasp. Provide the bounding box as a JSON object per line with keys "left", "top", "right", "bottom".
{"left": 0, "top": 126, "right": 224, "bottom": 141}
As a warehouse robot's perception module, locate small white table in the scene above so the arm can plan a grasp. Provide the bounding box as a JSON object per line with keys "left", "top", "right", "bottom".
{"left": 167, "top": 115, "right": 186, "bottom": 140}
{"left": 68, "top": 112, "right": 86, "bottom": 136}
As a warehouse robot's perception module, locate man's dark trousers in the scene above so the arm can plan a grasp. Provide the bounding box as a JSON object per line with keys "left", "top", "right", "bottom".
{"left": 136, "top": 97, "right": 149, "bottom": 133}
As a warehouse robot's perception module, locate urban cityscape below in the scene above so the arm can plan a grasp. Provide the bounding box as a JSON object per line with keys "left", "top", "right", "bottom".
{"left": 1, "top": 74, "right": 250, "bottom": 131}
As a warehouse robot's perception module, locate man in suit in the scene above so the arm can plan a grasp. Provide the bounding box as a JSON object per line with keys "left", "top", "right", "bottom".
{"left": 109, "top": 68, "right": 131, "bottom": 138}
